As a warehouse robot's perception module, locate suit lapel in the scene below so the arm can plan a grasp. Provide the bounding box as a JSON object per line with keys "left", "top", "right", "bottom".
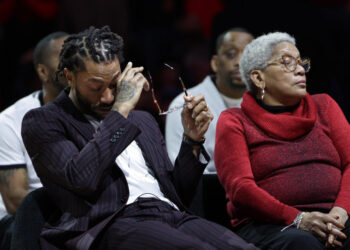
{"left": 54, "top": 90, "right": 95, "bottom": 142}
{"left": 128, "top": 112, "right": 164, "bottom": 175}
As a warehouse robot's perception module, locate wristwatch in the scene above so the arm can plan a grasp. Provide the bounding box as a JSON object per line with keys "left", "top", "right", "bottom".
{"left": 182, "top": 134, "right": 205, "bottom": 146}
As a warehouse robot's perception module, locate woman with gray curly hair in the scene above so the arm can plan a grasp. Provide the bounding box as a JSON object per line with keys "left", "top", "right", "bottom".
{"left": 215, "top": 32, "right": 350, "bottom": 249}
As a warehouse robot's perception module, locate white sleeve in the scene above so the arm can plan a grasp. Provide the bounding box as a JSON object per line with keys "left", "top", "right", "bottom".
{"left": 0, "top": 117, "right": 26, "bottom": 166}
{"left": 165, "top": 96, "right": 185, "bottom": 165}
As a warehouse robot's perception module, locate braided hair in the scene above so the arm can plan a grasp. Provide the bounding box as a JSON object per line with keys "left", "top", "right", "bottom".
{"left": 56, "top": 25, "right": 124, "bottom": 79}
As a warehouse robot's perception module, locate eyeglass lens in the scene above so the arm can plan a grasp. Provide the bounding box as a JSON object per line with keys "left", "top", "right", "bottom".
{"left": 283, "top": 56, "right": 310, "bottom": 73}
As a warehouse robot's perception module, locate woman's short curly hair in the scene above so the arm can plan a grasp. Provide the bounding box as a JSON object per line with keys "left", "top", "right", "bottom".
{"left": 239, "top": 32, "right": 295, "bottom": 94}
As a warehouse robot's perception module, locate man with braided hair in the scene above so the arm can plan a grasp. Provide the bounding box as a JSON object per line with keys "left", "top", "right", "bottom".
{"left": 22, "top": 26, "right": 258, "bottom": 249}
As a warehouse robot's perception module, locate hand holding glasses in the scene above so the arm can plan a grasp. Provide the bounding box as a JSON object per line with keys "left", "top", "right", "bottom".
{"left": 148, "top": 64, "right": 213, "bottom": 142}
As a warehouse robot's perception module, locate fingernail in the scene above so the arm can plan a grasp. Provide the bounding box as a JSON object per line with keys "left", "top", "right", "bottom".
{"left": 187, "top": 103, "right": 192, "bottom": 109}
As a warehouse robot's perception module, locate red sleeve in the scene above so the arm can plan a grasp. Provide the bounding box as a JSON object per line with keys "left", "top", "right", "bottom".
{"left": 323, "top": 95, "right": 350, "bottom": 213}
{"left": 214, "top": 110, "right": 299, "bottom": 225}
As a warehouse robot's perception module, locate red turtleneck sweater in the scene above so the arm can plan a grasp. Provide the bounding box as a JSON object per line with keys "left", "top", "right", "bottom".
{"left": 215, "top": 92, "right": 350, "bottom": 228}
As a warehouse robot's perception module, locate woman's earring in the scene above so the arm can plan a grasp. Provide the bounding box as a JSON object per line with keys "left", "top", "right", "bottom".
{"left": 261, "top": 89, "right": 265, "bottom": 100}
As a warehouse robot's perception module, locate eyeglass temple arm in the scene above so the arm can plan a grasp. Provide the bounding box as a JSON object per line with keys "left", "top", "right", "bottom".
{"left": 147, "top": 70, "right": 163, "bottom": 114}
{"left": 151, "top": 88, "right": 163, "bottom": 114}
{"left": 164, "top": 63, "right": 188, "bottom": 96}
{"left": 178, "top": 77, "right": 188, "bottom": 96}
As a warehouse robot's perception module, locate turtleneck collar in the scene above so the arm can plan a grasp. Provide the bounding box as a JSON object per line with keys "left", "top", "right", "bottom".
{"left": 241, "top": 92, "right": 317, "bottom": 140}
{"left": 256, "top": 98, "right": 299, "bottom": 114}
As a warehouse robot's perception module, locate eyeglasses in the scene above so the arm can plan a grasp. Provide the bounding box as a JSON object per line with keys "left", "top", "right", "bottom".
{"left": 148, "top": 63, "right": 188, "bottom": 116}
{"left": 266, "top": 54, "right": 311, "bottom": 73}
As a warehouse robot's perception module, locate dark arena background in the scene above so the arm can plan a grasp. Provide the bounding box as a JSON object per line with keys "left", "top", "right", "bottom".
{"left": 0, "top": 0, "right": 349, "bottom": 131}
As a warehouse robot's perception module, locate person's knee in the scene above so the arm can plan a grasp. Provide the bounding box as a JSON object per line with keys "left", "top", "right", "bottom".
{"left": 279, "top": 229, "right": 323, "bottom": 250}
{"left": 220, "top": 230, "right": 259, "bottom": 250}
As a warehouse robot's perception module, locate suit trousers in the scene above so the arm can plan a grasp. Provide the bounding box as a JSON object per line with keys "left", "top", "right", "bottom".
{"left": 94, "top": 198, "right": 258, "bottom": 249}
{"left": 236, "top": 219, "right": 350, "bottom": 250}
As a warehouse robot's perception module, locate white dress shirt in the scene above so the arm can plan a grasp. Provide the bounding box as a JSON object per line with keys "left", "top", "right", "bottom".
{"left": 86, "top": 115, "right": 178, "bottom": 209}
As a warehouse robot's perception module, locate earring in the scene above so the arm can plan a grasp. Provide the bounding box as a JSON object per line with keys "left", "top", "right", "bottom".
{"left": 261, "top": 89, "right": 265, "bottom": 100}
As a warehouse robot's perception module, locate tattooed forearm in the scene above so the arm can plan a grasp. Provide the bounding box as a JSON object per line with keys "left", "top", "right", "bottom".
{"left": 0, "top": 169, "right": 16, "bottom": 188}
{"left": 116, "top": 80, "right": 136, "bottom": 102}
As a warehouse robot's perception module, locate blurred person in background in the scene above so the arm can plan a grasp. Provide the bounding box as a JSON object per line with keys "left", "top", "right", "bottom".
{"left": 166, "top": 28, "right": 253, "bottom": 173}
{"left": 0, "top": 31, "right": 68, "bottom": 250}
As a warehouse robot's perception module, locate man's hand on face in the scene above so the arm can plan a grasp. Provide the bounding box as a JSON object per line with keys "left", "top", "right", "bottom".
{"left": 112, "top": 62, "right": 150, "bottom": 118}
{"left": 181, "top": 94, "right": 213, "bottom": 142}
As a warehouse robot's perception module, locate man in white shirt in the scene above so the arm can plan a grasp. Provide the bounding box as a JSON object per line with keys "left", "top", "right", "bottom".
{"left": 0, "top": 31, "right": 68, "bottom": 249}
{"left": 166, "top": 28, "right": 254, "bottom": 174}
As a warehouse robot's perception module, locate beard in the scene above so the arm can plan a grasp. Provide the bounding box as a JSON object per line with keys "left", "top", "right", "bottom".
{"left": 74, "top": 87, "right": 113, "bottom": 121}
{"left": 224, "top": 73, "right": 246, "bottom": 89}
{"left": 75, "top": 87, "right": 100, "bottom": 119}
{"left": 229, "top": 80, "right": 246, "bottom": 89}
{"left": 49, "top": 71, "right": 68, "bottom": 95}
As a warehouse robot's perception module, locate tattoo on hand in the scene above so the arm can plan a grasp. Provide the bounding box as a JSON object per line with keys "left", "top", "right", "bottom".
{"left": 116, "top": 80, "right": 136, "bottom": 102}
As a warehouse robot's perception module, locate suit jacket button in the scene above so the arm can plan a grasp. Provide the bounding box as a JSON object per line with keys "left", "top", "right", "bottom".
{"left": 110, "top": 138, "right": 117, "bottom": 142}
{"left": 121, "top": 196, "right": 127, "bottom": 203}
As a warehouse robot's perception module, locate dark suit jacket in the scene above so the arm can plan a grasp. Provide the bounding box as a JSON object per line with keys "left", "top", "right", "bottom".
{"left": 22, "top": 90, "right": 207, "bottom": 249}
